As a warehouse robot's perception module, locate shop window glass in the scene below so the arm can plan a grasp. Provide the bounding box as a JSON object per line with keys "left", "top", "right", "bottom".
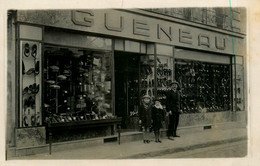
{"left": 175, "top": 59, "right": 231, "bottom": 113}
{"left": 156, "top": 56, "right": 174, "bottom": 106}
{"left": 140, "top": 55, "right": 155, "bottom": 98}
{"left": 43, "top": 46, "right": 113, "bottom": 124}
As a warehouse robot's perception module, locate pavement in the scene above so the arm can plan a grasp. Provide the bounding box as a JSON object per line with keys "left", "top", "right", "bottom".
{"left": 158, "top": 140, "right": 247, "bottom": 158}
{"left": 10, "top": 127, "right": 247, "bottom": 159}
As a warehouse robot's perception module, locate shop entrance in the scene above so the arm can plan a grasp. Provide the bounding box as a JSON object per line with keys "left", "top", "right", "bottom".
{"left": 114, "top": 52, "right": 141, "bottom": 130}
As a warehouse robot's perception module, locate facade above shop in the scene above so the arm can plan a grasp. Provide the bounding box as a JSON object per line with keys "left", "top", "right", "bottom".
{"left": 144, "top": 8, "right": 246, "bottom": 34}
{"left": 17, "top": 9, "right": 246, "bottom": 56}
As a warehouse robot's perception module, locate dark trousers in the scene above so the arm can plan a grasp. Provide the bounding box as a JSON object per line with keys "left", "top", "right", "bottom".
{"left": 167, "top": 113, "right": 180, "bottom": 137}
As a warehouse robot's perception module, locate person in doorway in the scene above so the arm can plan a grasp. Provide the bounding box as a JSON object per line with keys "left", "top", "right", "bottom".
{"left": 139, "top": 94, "right": 153, "bottom": 144}
{"left": 165, "top": 81, "right": 182, "bottom": 140}
{"left": 151, "top": 98, "right": 165, "bottom": 143}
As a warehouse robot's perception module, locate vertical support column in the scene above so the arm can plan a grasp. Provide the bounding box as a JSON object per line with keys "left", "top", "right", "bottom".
{"left": 154, "top": 44, "right": 157, "bottom": 97}
{"left": 111, "top": 40, "right": 115, "bottom": 116}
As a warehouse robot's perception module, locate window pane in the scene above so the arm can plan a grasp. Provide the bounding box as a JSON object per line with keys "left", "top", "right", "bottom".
{"left": 44, "top": 46, "right": 113, "bottom": 124}
{"left": 175, "top": 59, "right": 231, "bottom": 113}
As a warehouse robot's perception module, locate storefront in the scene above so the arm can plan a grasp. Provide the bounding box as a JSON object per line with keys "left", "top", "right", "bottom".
{"left": 7, "top": 9, "right": 247, "bottom": 156}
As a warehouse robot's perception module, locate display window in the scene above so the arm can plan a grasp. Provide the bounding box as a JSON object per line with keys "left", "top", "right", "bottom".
{"left": 175, "top": 59, "right": 232, "bottom": 113}
{"left": 20, "top": 41, "right": 42, "bottom": 127}
{"left": 156, "top": 56, "right": 174, "bottom": 106}
{"left": 139, "top": 55, "right": 155, "bottom": 98}
{"left": 43, "top": 46, "right": 113, "bottom": 124}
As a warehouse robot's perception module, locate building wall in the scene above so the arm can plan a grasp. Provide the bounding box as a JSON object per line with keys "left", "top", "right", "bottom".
{"left": 144, "top": 7, "right": 246, "bottom": 34}
{"left": 7, "top": 11, "right": 17, "bottom": 147}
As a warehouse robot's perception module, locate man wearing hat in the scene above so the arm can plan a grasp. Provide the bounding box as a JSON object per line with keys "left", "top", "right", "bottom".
{"left": 165, "top": 81, "right": 182, "bottom": 140}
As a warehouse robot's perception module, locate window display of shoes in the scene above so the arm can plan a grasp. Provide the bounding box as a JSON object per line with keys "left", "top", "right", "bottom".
{"left": 43, "top": 47, "right": 113, "bottom": 124}
{"left": 20, "top": 41, "right": 42, "bottom": 127}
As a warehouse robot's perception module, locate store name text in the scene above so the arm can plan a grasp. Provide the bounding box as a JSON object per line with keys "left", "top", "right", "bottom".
{"left": 72, "top": 10, "right": 226, "bottom": 50}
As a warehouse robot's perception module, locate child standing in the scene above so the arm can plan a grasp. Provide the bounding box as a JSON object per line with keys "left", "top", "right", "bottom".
{"left": 139, "top": 95, "right": 153, "bottom": 143}
{"left": 152, "top": 99, "right": 165, "bottom": 143}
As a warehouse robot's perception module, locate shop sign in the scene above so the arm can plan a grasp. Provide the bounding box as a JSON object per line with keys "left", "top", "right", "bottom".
{"left": 17, "top": 10, "right": 245, "bottom": 55}
{"left": 72, "top": 10, "right": 226, "bottom": 51}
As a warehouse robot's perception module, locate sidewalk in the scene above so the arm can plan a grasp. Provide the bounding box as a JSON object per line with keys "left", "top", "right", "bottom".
{"left": 10, "top": 127, "right": 247, "bottom": 159}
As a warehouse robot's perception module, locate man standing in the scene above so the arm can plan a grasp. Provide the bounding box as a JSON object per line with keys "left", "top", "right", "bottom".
{"left": 165, "top": 81, "right": 181, "bottom": 140}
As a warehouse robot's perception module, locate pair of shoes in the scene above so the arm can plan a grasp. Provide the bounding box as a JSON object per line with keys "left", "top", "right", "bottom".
{"left": 24, "top": 96, "right": 35, "bottom": 108}
{"left": 23, "top": 43, "right": 37, "bottom": 58}
{"left": 143, "top": 140, "right": 150, "bottom": 144}
{"left": 23, "top": 83, "right": 40, "bottom": 95}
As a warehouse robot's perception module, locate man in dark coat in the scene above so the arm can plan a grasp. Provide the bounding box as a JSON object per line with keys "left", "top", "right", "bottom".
{"left": 165, "top": 81, "right": 182, "bottom": 140}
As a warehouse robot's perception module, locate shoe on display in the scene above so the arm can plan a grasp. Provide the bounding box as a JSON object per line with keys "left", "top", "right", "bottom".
{"left": 35, "top": 61, "right": 40, "bottom": 75}
{"left": 23, "top": 116, "right": 29, "bottom": 127}
{"left": 30, "top": 83, "right": 39, "bottom": 94}
{"left": 23, "top": 87, "right": 31, "bottom": 95}
{"left": 49, "top": 66, "right": 59, "bottom": 72}
{"left": 44, "top": 103, "right": 50, "bottom": 108}
{"left": 50, "top": 84, "right": 60, "bottom": 90}
{"left": 24, "top": 96, "right": 35, "bottom": 108}
{"left": 46, "top": 80, "right": 55, "bottom": 84}
{"left": 31, "top": 44, "right": 37, "bottom": 58}
{"left": 26, "top": 68, "right": 35, "bottom": 75}
{"left": 63, "top": 70, "right": 71, "bottom": 76}
{"left": 31, "top": 115, "right": 36, "bottom": 126}
{"left": 24, "top": 43, "right": 30, "bottom": 57}
{"left": 22, "top": 61, "right": 25, "bottom": 75}
{"left": 36, "top": 115, "right": 40, "bottom": 126}
{"left": 28, "top": 96, "right": 35, "bottom": 108}
{"left": 57, "top": 75, "right": 67, "bottom": 81}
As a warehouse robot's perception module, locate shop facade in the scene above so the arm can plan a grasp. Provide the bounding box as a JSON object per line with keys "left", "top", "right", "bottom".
{"left": 7, "top": 8, "right": 247, "bottom": 156}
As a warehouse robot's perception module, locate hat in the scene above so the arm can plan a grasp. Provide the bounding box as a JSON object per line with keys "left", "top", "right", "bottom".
{"left": 142, "top": 94, "right": 151, "bottom": 99}
{"left": 170, "top": 80, "right": 179, "bottom": 87}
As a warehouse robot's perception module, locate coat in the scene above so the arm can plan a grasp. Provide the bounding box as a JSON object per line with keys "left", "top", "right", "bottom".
{"left": 151, "top": 106, "right": 165, "bottom": 131}
{"left": 139, "top": 104, "right": 152, "bottom": 129}
{"left": 165, "top": 90, "right": 180, "bottom": 113}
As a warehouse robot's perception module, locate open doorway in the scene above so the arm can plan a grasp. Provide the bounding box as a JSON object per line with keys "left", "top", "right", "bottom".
{"left": 114, "top": 52, "right": 141, "bottom": 129}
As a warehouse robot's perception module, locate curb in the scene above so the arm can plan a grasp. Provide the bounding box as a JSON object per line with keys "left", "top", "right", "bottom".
{"left": 118, "top": 136, "right": 247, "bottom": 159}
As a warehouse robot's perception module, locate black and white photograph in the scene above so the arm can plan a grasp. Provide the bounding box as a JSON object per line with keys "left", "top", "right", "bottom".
{"left": 1, "top": 0, "right": 260, "bottom": 165}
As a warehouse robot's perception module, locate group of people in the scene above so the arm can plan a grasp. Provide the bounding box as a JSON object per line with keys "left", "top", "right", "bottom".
{"left": 139, "top": 81, "right": 181, "bottom": 143}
